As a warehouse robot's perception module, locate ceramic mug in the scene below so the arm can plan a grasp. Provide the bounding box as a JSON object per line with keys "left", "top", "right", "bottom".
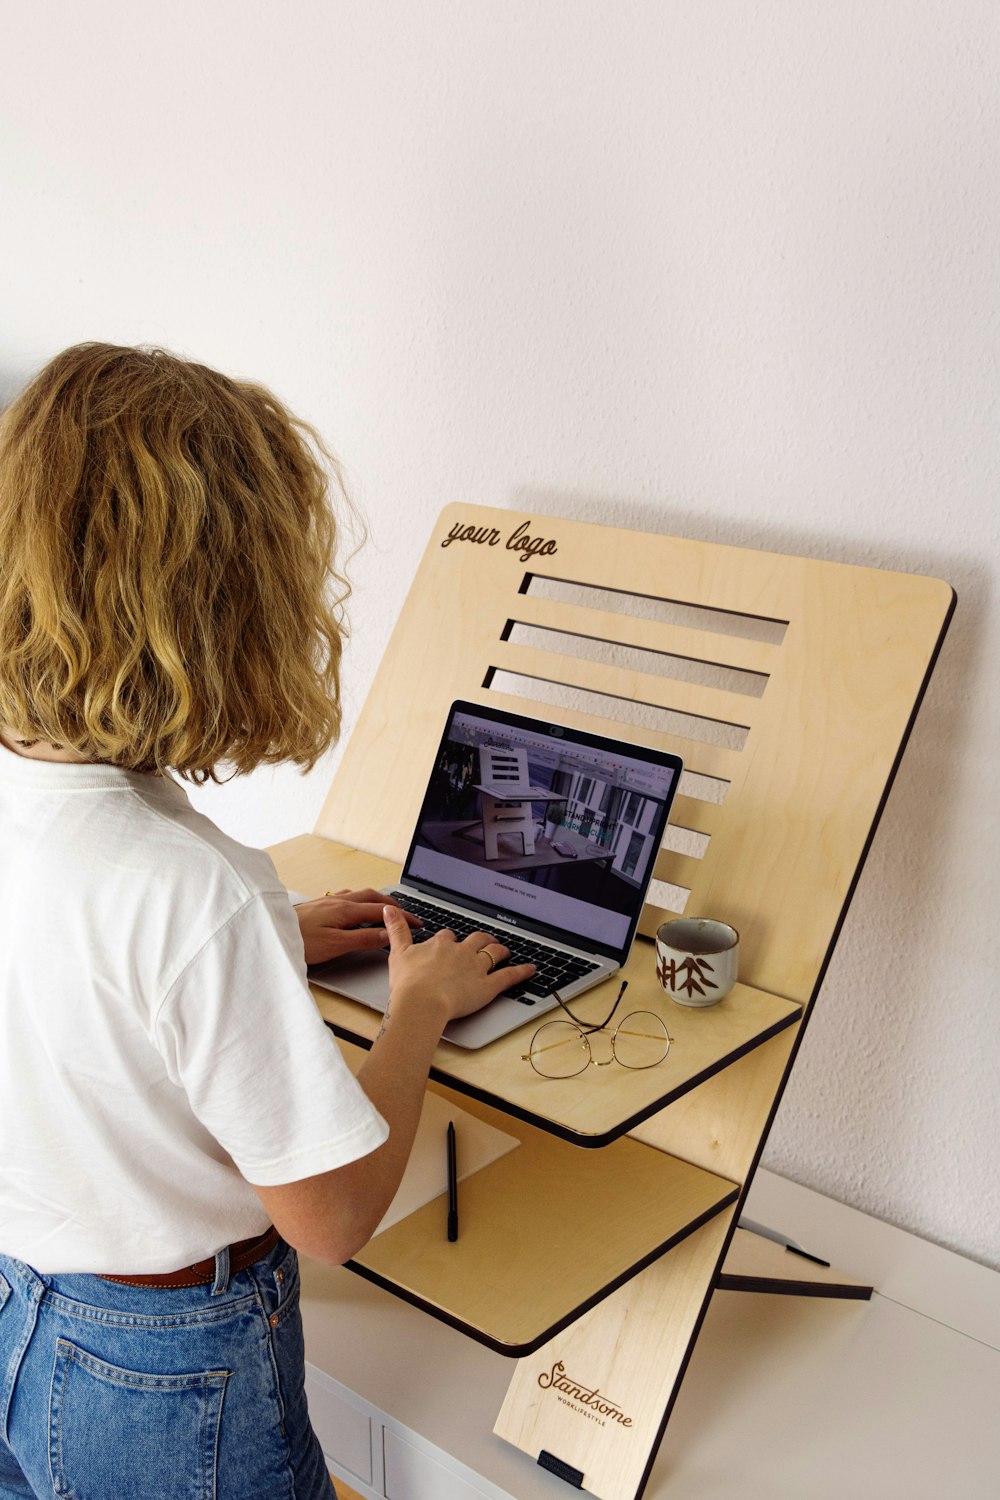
{"left": 656, "top": 918, "right": 739, "bottom": 1007}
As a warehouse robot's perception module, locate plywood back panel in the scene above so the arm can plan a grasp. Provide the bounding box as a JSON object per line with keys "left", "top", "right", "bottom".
{"left": 316, "top": 504, "right": 953, "bottom": 1005}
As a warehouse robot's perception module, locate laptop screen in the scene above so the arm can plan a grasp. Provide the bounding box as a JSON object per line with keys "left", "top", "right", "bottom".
{"left": 401, "top": 700, "right": 683, "bottom": 961}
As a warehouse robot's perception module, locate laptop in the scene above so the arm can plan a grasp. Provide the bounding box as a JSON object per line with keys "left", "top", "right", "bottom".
{"left": 308, "top": 699, "right": 683, "bottom": 1048}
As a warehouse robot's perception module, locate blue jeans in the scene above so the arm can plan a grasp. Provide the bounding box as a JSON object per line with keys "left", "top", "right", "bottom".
{"left": 0, "top": 1240, "right": 336, "bottom": 1499}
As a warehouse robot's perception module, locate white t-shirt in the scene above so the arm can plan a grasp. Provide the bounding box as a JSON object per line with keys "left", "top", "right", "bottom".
{"left": 0, "top": 743, "right": 388, "bottom": 1273}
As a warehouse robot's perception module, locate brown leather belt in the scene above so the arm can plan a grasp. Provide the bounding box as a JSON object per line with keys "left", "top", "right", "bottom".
{"left": 98, "top": 1225, "right": 281, "bottom": 1289}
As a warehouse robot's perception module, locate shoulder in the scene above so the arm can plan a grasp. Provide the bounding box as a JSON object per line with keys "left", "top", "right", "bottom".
{"left": 130, "top": 777, "right": 285, "bottom": 905}
{"left": 114, "top": 779, "right": 299, "bottom": 999}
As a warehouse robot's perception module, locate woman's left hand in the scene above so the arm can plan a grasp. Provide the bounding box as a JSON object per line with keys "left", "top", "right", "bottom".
{"left": 295, "top": 888, "right": 421, "bottom": 966}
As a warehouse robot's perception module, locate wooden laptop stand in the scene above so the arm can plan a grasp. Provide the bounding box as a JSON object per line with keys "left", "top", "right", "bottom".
{"left": 267, "top": 503, "right": 954, "bottom": 1500}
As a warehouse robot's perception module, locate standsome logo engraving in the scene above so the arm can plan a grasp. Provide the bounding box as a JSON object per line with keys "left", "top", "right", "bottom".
{"left": 537, "top": 1361, "right": 634, "bottom": 1429}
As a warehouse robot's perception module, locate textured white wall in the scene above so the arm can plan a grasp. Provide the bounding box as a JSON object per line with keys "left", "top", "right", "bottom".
{"left": 3, "top": 2, "right": 997, "bottom": 1268}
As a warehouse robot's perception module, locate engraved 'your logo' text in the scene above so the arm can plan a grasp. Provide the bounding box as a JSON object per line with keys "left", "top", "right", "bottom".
{"left": 440, "top": 517, "right": 558, "bottom": 563}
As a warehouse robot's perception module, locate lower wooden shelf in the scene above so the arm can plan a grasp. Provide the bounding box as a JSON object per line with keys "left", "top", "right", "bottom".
{"left": 344, "top": 1079, "right": 738, "bottom": 1357}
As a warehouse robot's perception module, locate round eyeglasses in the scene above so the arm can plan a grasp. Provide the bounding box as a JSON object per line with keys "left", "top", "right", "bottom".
{"left": 522, "top": 980, "right": 671, "bottom": 1079}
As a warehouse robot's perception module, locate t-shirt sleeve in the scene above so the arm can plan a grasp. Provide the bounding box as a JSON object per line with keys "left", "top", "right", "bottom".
{"left": 152, "top": 891, "right": 389, "bottom": 1185}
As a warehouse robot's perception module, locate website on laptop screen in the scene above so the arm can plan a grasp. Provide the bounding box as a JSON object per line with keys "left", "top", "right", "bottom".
{"left": 403, "top": 705, "right": 680, "bottom": 955}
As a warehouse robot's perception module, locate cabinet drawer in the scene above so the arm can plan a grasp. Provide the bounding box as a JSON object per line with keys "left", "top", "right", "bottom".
{"left": 384, "top": 1428, "right": 491, "bottom": 1500}
{"left": 305, "top": 1368, "right": 372, "bottom": 1486}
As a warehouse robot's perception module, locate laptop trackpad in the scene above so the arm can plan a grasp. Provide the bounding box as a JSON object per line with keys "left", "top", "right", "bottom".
{"left": 308, "top": 950, "right": 391, "bottom": 1013}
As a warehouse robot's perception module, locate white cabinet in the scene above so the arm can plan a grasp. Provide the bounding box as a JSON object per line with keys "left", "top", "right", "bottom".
{"left": 305, "top": 1364, "right": 374, "bottom": 1491}
{"left": 384, "top": 1431, "right": 492, "bottom": 1500}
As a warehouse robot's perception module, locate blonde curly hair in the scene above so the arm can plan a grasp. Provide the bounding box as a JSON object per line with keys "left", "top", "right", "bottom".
{"left": 0, "top": 343, "right": 355, "bottom": 781}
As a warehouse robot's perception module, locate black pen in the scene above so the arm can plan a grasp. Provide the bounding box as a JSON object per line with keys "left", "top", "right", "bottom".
{"left": 447, "top": 1121, "right": 458, "bottom": 1242}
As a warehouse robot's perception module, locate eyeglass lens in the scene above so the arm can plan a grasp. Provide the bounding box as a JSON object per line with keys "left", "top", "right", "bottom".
{"left": 611, "top": 1011, "right": 670, "bottom": 1070}
{"left": 527, "top": 1021, "right": 591, "bottom": 1079}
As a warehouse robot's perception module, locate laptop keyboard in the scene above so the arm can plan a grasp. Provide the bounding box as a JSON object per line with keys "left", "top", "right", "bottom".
{"left": 391, "top": 894, "right": 600, "bottom": 1005}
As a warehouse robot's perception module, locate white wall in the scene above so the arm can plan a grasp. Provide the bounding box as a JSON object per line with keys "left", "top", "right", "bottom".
{"left": 3, "top": 2, "right": 997, "bottom": 1269}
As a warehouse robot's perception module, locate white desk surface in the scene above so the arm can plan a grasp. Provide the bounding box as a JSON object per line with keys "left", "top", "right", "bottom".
{"left": 301, "top": 1168, "right": 1000, "bottom": 1500}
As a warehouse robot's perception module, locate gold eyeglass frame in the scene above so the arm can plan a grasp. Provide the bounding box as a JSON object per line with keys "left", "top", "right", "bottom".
{"left": 521, "top": 980, "right": 672, "bottom": 1079}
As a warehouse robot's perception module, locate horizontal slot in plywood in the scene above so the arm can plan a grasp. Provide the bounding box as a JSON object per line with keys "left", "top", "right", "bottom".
{"left": 478, "top": 684, "right": 736, "bottom": 808}
{"left": 269, "top": 835, "right": 802, "bottom": 1146}
{"left": 521, "top": 574, "right": 790, "bottom": 646}
{"left": 644, "top": 878, "right": 690, "bottom": 915}
{"left": 346, "top": 1070, "right": 739, "bottom": 1356}
{"left": 503, "top": 618, "right": 770, "bottom": 699}
{"left": 485, "top": 670, "right": 747, "bottom": 768}
{"left": 486, "top": 643, "right": 757, "bottom": 748}
{"left": 661, "top": 824, "right": 711, "bottom": 859}
{"left": 672, "top": 780, "right": 728, "bottom": 815}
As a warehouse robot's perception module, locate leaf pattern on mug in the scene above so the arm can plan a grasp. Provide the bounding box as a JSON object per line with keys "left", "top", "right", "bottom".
{"left": 657, "top": 953, "right": 716, "bottom": 997}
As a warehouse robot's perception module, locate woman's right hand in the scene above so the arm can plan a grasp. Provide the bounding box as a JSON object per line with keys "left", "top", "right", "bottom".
{"left": 257, "top": 907, "right": 539, "bottom": 1265}
{"left": 382, "top": 904, "right": 536, "bottom": 1027}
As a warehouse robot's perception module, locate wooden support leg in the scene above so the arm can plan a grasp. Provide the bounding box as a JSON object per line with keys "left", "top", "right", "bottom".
{"left": 494, "top": 1210, "right": 735, "bottom": 1500}
{"left": 495, "top": 1029, "right": 802, "bottom": 1500}
{"left": 718, "top": 1226, "right": 873, "bottom": 1300}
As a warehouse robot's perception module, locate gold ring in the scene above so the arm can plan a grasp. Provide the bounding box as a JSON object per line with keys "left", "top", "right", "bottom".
{"left": 481, "top": 948, "right": 496, "bottom": 972}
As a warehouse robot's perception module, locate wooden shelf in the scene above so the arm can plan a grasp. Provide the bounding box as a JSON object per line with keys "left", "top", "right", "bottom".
{"left": 342, "top": 1066, "right": 738, "bottom": 1357}
{"left": 269, "top": 834, "right": 803, "bottom": 1147}
{"left": 273, "top": 832, "right": 743, "bottom": 1355}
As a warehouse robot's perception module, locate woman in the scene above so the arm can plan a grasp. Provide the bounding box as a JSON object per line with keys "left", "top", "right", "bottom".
{"left": 0, "top": 343, "right": 533, "bottom": 1499}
